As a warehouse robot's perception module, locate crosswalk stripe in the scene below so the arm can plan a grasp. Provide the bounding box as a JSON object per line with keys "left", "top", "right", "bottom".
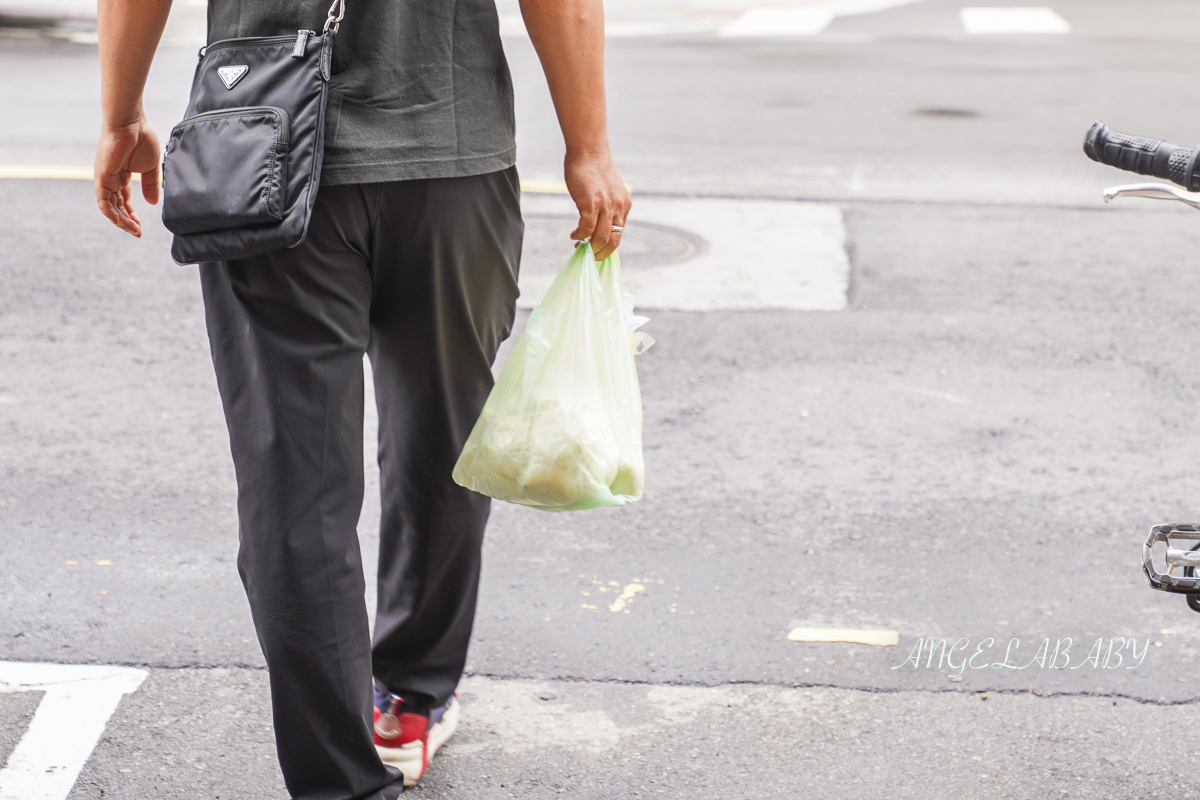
{"left": 0, "top": 662, "right": 148, "bottom": 800}
{"left": 719, "top": 8, "right": 836, "bottom": 38}
{"left": 714, "top": 0, "right": 930, "bottom": 37}
{"left": 17, "top": 3, "right": 1074, "bottom": 43}
{"left": 500, "top": 2, "right": 1076, "bottom": 40}
{"left": 960, "top": 7, "right": 1070, "bottom": 35}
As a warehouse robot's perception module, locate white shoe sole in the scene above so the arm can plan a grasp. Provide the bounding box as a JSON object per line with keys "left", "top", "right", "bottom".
{"left": 376, "top": 697, "right": 460, "bottom": 787}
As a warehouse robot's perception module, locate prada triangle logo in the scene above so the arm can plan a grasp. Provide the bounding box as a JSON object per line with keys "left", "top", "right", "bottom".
{"left": 217, "top": 65, "right": 249, "bottom": 90}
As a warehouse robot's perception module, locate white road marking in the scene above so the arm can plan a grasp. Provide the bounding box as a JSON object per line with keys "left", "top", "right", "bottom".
{"left": 960, "top": 7, "right": 1070, "bottom": 35}
{"left": 497, "top": 15, "right": 529, "bottom": 36}
{"left": 0, "top": 661, "right": 148, "bottom": 800}
{"left": 605, "top": 17, "right": 724, "bottom": 38}
{"left": 500, "top": 0, "right": 927, "bottom": 39}
{"left": 519, "top": 195, "right": 850, "bottom": 312}
{"left": 0, "top": 0, "right": 97, "bottom": 15}
{"left": 719, "top": 0, "right": 924, "bottom": 37}
{"left": 719, "top": 8, "right": 837, "bottom": 37}
{"left": 903, "top": 387, "right": 970, "bottom": 404}
{"left": 500, "top": 14, "right": 722, "bottom": 37}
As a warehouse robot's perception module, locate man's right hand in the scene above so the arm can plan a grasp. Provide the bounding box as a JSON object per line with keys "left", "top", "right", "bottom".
{"left": 94, "top": 116, "right": 161, "bottom": 238}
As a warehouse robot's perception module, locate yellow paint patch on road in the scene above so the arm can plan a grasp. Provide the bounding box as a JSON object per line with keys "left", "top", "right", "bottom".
{"left": 518, "top": 177, "right": 570, "bottom": 194}
{"left": 0, "top": 164, "right": 95, "bottom": 181}
{"left": 607, "top": 583, "right": 645, "bottom": 613}
{"left": 787, "top": 627, "right": 899, "bottom": 647}
{"left": 0, "top": 165, "right": 572, "bottom": 195}
{"left": 95, "top": 560, "right": 113, "bottom": 567}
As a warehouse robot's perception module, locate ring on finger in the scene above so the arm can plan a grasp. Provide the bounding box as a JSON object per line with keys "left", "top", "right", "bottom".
{"left": 611, "top": 225, "right": 624, "bottom": 233}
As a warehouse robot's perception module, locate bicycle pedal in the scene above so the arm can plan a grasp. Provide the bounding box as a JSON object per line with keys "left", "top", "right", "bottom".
{"left": 1142, "top": 523, "right": 1200, "bottom": 593}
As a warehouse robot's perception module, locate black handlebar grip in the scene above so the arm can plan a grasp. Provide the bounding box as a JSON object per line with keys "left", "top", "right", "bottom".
{"left": 1084, "top": 121, "right": 1200, "bottom": 191}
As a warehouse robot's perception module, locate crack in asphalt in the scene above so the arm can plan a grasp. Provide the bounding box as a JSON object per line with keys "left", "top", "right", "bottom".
{"left": 10, "top": 660, "right": 1195, "bottom": 706}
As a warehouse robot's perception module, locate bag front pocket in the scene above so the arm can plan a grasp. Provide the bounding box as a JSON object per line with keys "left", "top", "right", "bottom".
{"left": 162, "top": 106, "right": 290, "bottom": 236}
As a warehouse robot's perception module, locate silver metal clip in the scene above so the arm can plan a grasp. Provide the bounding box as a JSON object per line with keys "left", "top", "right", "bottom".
{"left": 323, "top": 0, "right": 346, "bottom": 33}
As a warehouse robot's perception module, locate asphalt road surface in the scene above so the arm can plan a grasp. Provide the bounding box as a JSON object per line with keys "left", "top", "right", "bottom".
{"left": 6, "top": 1, "right": 1200, "bottom": 798}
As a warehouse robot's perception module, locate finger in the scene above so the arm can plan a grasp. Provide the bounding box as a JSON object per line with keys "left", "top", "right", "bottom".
{"left": 571, "top": 203, "right": 598, "bottom": 242}
{"left": 597, "top": 220, "right": 621, "bottom": 261}
{"left": 95, "top": 186, "right": 123, "bottom": 228}
{"left": 105, "top": 192, "right": 139, "bottom": 236}
{"left": 607, "top": 228, "right": 623, "bottom": 257}
{"left": 94, "top": 173, "right": 122, "bottom": 226}
{"left": 141, "top": 165, "right": 161, "bottom": 205}
{"left": 114, "top": 178, "right": 141, "bottom": 236}
{"left": 590, "top": 202, "right": 615, "bottom": 261}
{"left": 115, "top": 195, "right": 141, "bottom": 236}
{"left": 118, "top": 175, "right": 144, "bottom": 236}
{"left": 95, "top": 173, "right": 140, "bottom": 236}
{"left": 610, "top": 203, "right": 629, "bottom": 253}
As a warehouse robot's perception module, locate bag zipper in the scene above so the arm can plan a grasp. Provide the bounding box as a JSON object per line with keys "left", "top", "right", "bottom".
{"left": 168, "top": 107, "right": 291, "bottom": 153}
{"left": 163, "top": 107, "right": 291, "bottom": 203}
{"left": 293, "top": 30, "right": 311, "bottom": 58}
{"left": 200, "top": 31, "right": 317, "bottom": 58}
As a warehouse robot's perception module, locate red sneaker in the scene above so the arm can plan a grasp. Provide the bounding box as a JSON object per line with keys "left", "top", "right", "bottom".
{"left": 373, "top": 692, "right": 459, "bottom": 786}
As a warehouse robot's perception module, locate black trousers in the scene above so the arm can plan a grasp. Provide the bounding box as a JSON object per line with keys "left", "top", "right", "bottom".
{"left": 199, "top": 168, "right": 523, "bottom": 800}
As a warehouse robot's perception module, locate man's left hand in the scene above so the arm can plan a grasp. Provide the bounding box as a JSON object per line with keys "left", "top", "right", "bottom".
{"left": 565, "top": 152, "right": 631, "bottom": 261}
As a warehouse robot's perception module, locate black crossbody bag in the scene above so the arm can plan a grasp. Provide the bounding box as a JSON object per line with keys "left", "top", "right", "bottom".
{"left": 161, "top": 0, "right": 345, "bottom": 265}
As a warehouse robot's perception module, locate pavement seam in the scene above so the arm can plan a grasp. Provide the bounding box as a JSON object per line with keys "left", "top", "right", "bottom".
{"left": 460, "top": 672, "right": 1200, "bottom": 706}
{"left": 0, "top": 172, "right": 1174, "bottom": 213}
{"left": 15, "top": 662, "right": 1195, "bottom": 706}
{"left": 627, "top": 189, "right": 1177, "bottom": 213}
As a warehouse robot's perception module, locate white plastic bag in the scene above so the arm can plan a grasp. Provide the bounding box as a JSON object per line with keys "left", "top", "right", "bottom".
{"left": 452, "top": 242, "right": 653, "bottom": 511}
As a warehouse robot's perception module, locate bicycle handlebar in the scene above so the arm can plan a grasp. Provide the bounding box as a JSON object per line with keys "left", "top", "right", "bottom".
{"left": 1084, "top": 122, "right": 1200, "bottom": 192}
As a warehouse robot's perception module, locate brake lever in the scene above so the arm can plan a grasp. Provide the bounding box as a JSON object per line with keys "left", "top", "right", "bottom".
{"left": 1104, "top": 182, "right": 1200, "bottom": 211}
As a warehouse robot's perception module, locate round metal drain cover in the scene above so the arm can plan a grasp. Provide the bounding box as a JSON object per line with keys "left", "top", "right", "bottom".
{"left": 521, "top": 213, "right": 707, "bottom": 274}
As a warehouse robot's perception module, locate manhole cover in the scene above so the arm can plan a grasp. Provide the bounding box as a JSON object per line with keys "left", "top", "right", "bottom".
{"left": 521, "top": 213, "right": 707, "bottom": 274}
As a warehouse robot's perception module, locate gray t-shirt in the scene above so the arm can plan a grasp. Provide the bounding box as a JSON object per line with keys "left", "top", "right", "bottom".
{"left": 207, "top": 0, "right": 517, "bottom": 185}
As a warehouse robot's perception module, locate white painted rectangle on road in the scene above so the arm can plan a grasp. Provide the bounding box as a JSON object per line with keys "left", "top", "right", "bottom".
{"left": 719, "top": 0, "right": 924, "bottom": 37}
{"left": 518, "top": 196, "right": 849, "bottom": 312}
{"left": 719, "top": 8, "right": 836, "bottom": 37}
{"left": 0, "top": 662, "right": 148, "bottom": 800}
{"left": 961, "top": 7, "right": 1070, "bottom": 35}
{"left": 499, "top": 14, "right": 721, "bottom": 38}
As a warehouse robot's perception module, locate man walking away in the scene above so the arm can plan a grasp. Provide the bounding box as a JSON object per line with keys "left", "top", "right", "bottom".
{"left": 93, "top": 0, "right": 631, "bottom": 796}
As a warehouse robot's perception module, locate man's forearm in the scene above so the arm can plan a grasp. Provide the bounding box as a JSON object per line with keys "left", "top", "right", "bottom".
{"left": 515, "top": 0, "right": 630, "bottom": 258}
{"left": 519, "top": 0, "right": 610, "bottom": 157}
{"left": 98, "top": 0, "right": 173, "bottom": 127}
